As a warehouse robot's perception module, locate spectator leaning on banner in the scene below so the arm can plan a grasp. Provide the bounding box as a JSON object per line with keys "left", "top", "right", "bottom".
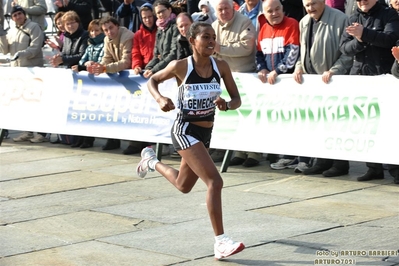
{"left": 0, "top": 5, "right": 49, "bottom": 143}
{"left": 293, "top": 0, "right": 353, "bottom": 178}
{"left": 339, "top": 0, "right": 399, "bottom": 183}
{"left": 142, "top": 0, "right": 180, "bottom": 79}
{"left": 12, "top": 0, "right": 48, "bottom": 31}
{"left": 90, "top": 16, "right": 134, "bottom": 152}
{"left": 50, "top": 10, "right": 89, "bottom": 68}
{"left": 131, "top": 3, "right": 157, "bottom": 75}
{"left": 210, "top": 0, "right": 256, "bottom": 165}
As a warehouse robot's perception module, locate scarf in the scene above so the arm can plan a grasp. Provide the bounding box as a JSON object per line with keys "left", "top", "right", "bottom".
{"left": 156, "top": 13, "right": 176, "bottom": 30}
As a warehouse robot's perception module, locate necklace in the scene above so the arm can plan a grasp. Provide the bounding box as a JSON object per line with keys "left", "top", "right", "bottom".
{"left": 194, "top": 59, "right": 212, "bottom": 78}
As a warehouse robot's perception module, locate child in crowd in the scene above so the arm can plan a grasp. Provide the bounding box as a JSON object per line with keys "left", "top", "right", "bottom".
{"left": 70, "top": 19, "right": 105, "bottom": 148}
{"left": 72, "top": 19, "right": 105, "bottom": 72}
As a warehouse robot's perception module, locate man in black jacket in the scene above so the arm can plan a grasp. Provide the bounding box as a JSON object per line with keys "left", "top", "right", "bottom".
{"left": 340, "top": 0, "right": 399, "bottom": 75}
{"left": 339, "top": 0, "right": 399, "bottom": 182}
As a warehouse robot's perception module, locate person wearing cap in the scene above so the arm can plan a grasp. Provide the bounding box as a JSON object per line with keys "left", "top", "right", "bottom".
{"left": 0, "top": 5, "right": 48, "bottom": 143}
{"left": 12, "top": 0, "right": 48, "bottom": 31}
{"left": 0, "top": 5, "right": 44, "bottom": 67}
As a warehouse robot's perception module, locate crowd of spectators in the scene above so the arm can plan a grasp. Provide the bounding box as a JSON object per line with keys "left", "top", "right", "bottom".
{"left": 0, "top": 0, "right": 398, "bottom": 184}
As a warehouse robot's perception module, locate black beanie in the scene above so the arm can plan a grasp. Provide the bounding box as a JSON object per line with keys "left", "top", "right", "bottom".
{"left": 11, "top": 5, "right": 26, "bottom": 16}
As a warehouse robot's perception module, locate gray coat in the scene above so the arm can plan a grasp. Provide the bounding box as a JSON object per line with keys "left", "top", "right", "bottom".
{"left": 145, "top": 20, "right": 179, "bottom": 74}
{"left": 0, "top": 18, "right": 44, "bottom": 67}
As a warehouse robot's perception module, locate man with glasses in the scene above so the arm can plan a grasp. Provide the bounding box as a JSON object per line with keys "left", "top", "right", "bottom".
{"left": 339, "top": 0, "right": 399, "bottom": 182}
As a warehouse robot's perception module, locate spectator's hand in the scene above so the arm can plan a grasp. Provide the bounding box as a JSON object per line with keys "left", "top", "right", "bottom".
{"left": 11, "top": 52, "right": 20, "bottom": 61}
{"left": 63, "top": 0, "right": 69, "bottom": 6}
{"left": 71, "top": 65, "right": 79, "bottom": 72}
{"left": 45, "top": 39, "right": 60, "bottom": 50}
{"left": 156, "top": 96, "right": 175, "bottom": 112}
{"left": 346, "top": 23, "right": 363, "bottom": 42}
{"left": 84, "top": 61, "right": 95, "bottom": 67}
{"left": 133, "top": 67, "right": 142, "bottom": 75}
{"left": 87, "top": 64, "right": 94, "bottom": 74}
{"left": 257, "top": 69, "right": 269, "bottom": 83}
{"left": 392, "top": 46, "right": 399, "bottom": 62}
{"left": 50, "top": 54, "right": 63, "bottom": 67}
{"left": 91, "top": 63, "right": 105, "bottom": 75}
{"left": 267, "top": 70, "right": 278, "bottom": 85}
{"left": 143, "top": 69, "right": 153, "bottom": 78}
{"left": 322, "top": 71, "right": 333, "bottom": 84}
{"left": 11, "top": 0, "right": 16, "bottom": 7}
{"left": 293, "top": 69, "right": 303, "bottom": 84}
{"left": 214, "top": 96, "right": 228, "bottom": 111}
{"left": 124, "top": 0, "right": 134, "bottom": 4}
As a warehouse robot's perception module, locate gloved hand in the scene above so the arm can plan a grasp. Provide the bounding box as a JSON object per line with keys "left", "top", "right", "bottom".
{"left": 11, "top": 52, "right": 20, "bottom": 61}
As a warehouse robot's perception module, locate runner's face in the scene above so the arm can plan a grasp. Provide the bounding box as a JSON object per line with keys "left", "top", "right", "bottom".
{"left": 192, "top": 26, "right": 216, "bottom": 56}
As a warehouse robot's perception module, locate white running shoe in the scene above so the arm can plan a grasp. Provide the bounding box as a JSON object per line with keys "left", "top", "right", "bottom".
{"left": 214, "top": 235, "right": 245, "bottom": 260}
{"left": 270, "top": 158, "right": 298, "bottom": 170}
{"left": 136, "top": 147, "right": 157, "bottom": 178}
{"left": 294, "top": 162, "right": 310, "bottom": 173}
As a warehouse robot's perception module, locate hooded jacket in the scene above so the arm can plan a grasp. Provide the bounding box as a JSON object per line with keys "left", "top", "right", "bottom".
{"left": 0, "top": 18, "right": 44, "bottom": 67}
{"left": 131, "top": 3, "right": 157, "bottom": 69}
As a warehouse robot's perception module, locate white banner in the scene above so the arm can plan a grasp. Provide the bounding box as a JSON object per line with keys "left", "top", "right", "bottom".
{"left": 0, "top": 68, "right": 398, "bottom": 165}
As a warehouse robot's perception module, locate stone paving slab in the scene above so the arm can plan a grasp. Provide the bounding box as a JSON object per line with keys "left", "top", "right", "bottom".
{"left": 0, "top": 186, "right": 150, "bottom": 225}
{"left": 95, "top": 188, "right": 292, "bottom": 224}
{"left": 0, "top": 171, "right": 132, "bottom": 199}
{"left": 0, "top": 241, "right": 186, "bottom": 266}
{"left": 0, "top": 154, "right": 128, "bottom": 182}
{"left": 255, "top": 187, "right": 399, "bottom": 225}
{"left": 281, "top": 222, "right": 399, "bottom": 264}
{"left": 99, "top": 210, "right": 337, "bottom": 260}
{"left": 175, "top": 242, "right": 396, "bottom": 266}
{"left": 234, "top": 174, "right": 384, "bottom": 200}
{"left": 1, "top": 211, "right": 163, "bottom": 257}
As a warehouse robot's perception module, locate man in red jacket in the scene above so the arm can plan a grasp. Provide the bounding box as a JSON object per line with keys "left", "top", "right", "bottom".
{"left": 131, "top": 3, "right": 157, "bottom": 75}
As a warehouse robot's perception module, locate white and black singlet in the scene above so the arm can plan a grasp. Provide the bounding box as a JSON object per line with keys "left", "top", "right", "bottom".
{"left": 171, "top": 56, "right": 222, "bottom": 151}
{"left": 176, "top": 55, "right": 222, "bottom": 122}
